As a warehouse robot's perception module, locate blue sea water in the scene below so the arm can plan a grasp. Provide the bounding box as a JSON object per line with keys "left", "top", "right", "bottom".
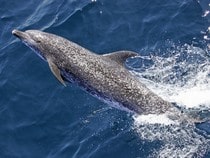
{"left": 1, "top": 0, "right": 210, "bottom": 157}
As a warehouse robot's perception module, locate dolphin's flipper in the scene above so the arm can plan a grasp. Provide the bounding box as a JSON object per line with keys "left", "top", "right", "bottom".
{"left": 47, "top": 58, "right": 66, "bottom": 87}
{"left": 103, "top": 51, "right": 139, "bottom": 65}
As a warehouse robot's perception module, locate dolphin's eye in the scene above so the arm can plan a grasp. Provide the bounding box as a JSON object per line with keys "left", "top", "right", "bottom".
{"left": 37, "top": 40, "right": 41, "bottom": 43}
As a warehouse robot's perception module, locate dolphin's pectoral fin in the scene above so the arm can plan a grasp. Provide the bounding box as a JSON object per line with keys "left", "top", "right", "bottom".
{"left": 47, "top": 58, "right": 66, "bottom": 87}
{"left": 103, "top": 51, "right": 139, "bottom": 65}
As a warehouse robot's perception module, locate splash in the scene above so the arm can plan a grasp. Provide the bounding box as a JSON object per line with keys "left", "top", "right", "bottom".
{"left": 133, "top": 113, "right": 178, "bottom": 125}
{"left": 132, "top": 43, "right": 210, "bottom": 110}
{"left": 130, "top": 42, "right": 210, "bottom": 157}
{"left": 132, "top": 122, "right": 209, "bottom": 158}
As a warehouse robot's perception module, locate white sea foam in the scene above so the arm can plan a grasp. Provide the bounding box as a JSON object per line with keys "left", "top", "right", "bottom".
{"left": 170, "top": 86, "right": 210, "bottom": 108}
{"left": 131, "top": 42, "right": 210, "bottom": 157}
{"left": 132, "top": 122, "right": 209, "bottom": 158}
{"left": 133, "top": 114, "right": 178, "bottom": 125}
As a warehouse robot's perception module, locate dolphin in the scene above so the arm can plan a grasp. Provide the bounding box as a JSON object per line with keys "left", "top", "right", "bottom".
{"left": 12, "top": 29, "right": 175, "bottom": 115}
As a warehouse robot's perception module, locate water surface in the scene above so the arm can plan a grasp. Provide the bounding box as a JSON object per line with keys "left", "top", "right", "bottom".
{"left": 0, "top": 0, "right": 210, "bottom": 157}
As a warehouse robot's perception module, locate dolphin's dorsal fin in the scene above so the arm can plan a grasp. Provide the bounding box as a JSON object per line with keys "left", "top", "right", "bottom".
{"left": 47, "top": 58, "right": 66, "bottom": 87}
{"left": 103, "top": 51, "right": 139, "bottom": 65}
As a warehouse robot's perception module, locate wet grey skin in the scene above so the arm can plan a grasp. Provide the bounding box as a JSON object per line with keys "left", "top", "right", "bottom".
{"left": 12, "top": 29, "right": 174, "bottom": 115}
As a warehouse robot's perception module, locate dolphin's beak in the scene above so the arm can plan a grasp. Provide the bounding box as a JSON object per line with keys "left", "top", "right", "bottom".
{"left": 12, "top": 29, "right": 28, "bottom": 40}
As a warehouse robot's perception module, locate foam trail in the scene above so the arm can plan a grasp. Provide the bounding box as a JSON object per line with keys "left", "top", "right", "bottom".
{"left": 132, "top": 122, "right": 209, "bottom": 158}
{"left": 131, "top": 42, "right": 210, "bottom": 157}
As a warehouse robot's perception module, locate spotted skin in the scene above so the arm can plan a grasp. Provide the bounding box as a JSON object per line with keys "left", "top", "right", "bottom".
{"left": 12, "top": 29, "right": 173, "bottom": 115}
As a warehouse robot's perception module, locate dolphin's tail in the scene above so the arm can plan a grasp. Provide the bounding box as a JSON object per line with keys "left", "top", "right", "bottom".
{"left": 183, "top": 108, "right": 210, "bottom": 123}
{"left": 166, "top": 104, "right": 210, "bottom": 124}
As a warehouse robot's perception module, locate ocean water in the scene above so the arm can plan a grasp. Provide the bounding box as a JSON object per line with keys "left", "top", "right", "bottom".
{"left": 1, "top": 0, "right": 210, "bottom": 158}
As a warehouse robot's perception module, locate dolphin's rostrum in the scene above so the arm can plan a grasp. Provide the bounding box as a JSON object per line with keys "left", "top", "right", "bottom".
{"left": 12, "top": 29, "right": 174, "bottom": 115}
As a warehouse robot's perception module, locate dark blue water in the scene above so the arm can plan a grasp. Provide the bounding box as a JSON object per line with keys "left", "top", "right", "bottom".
{"left": 1, "top": 0, "right": 210, "bottom": 157}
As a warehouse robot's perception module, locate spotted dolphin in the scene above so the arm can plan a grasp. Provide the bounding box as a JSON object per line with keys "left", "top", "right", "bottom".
{"left": 12, "top": 29, "right": 174, "bottom": 115}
